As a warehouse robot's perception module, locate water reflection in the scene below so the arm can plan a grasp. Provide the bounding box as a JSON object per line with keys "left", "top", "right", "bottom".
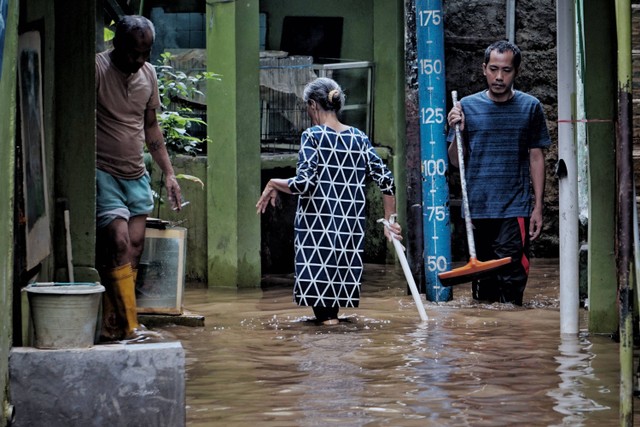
{"left": 159, "top": 259, "right": 636, "bottom": 426}
{"left": 548, "top": 334, "right": 612, "bottom": 426}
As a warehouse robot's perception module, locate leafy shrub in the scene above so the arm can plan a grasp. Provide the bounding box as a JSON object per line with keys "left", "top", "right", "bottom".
{"left": 155, "top": 52, "right": 221, "bottom": 156}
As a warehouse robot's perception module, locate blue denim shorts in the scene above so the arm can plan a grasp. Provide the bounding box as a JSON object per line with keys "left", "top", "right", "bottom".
{"left": 96, "top": 169, "right": 154, "bottom": 228}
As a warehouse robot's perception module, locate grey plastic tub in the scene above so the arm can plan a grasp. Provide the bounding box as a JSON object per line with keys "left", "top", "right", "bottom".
{"left": 25, "top": 283, "right": 105, "bottom": 349}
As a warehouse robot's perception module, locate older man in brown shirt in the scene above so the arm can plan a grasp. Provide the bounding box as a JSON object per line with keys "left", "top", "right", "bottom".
{"left": 96, "top": 15, "right": 181, "bottom": 340}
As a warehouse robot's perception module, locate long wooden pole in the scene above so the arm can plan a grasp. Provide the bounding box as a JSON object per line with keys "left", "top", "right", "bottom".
{"left": 614, "top": 0, "right": 634, "bottom": 424}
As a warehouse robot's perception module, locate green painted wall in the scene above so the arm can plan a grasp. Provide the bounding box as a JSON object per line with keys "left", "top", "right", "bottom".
{"left": 373, "top": 0, "right": 405, "bottom": 247}
{"left": 54, "top": 0, "right": 99, "bottom": 283}
{"left": 150, "top": 156, "right": 208, "bottom": 282}
{"left": 1, "top": 1, "right": 18, "bottom": 422}
{"left": 373, "top": 0, "right": 404, "bottom": 150}
{"left": 19, "top": 0, "right": 97, "bottom": 283}
{"left": 207, "top": 0, "right": 262, "bottom": 288}
{"left": 260, "top": 0, "right": 373, "bottom": 61}
{"left": 583, "top": 1, "right": 618, "bottom": 333}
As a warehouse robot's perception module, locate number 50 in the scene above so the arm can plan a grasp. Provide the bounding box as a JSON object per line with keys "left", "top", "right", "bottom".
{"left": 427, "top": 255, "right": 447, "bottom": 272}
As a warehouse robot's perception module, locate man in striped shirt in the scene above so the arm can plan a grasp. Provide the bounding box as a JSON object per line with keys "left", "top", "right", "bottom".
{"left": 447, "top": 40, "right": 551, "bottom": 305}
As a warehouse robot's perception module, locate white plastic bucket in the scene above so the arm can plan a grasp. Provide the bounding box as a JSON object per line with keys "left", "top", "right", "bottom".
{"left": 25, "top": 283, "right": 105, "bottom": 349}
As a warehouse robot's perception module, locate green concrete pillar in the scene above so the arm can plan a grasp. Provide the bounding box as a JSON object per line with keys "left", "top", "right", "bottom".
{"left": 583, "top": 1, "right": 618, "bottom": 333}
{"left": 373, "top": 0, "right": 406, "bottom": 258}
{"left": 0, "top": 1, "right": 19, "bottom": 423}
{"left": 206, "top": 0, "right": 261, "bottom": 288}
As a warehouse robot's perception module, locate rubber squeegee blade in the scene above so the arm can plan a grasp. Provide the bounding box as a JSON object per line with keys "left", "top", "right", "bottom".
{"left": 438, "top": 256, "right": 512, "bottom": 287}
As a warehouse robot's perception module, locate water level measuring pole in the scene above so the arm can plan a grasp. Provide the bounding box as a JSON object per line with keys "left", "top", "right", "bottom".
{"left": 415, "top": 0, "right": 451, "bottom": 302}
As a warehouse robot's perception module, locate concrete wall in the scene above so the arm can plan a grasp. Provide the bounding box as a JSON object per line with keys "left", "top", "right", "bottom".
{"left": 206, "top": 0, "right": 263, "bottom": 288}
{"left": 150, "top": 8, "right": 206, "bottom": 64}
{"left": 583, "top": 1, "right": 618, "bottom": 333}
{"left": 54, "top": 0, "right": 99, "bottom": 281}
{"left": 373, "top": 0, "right": 406, "bottom": 264}
{"left": 10, "top": 343, "right": 185, "bottom": 427}
{"left": 150, "top": 156, "right": 208, "bottom": 283}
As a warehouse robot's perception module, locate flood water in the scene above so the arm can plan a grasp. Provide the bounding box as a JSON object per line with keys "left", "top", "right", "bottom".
{"left": 159, "top": 259, "right": 639, "bottom": 426}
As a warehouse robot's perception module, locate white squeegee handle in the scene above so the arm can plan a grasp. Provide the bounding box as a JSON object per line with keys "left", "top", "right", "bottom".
{"left": 452, "top": 91, "right": 477, "bottom": 259}
{"left": 378, "top": 214, "right": 428, "bottom": 322}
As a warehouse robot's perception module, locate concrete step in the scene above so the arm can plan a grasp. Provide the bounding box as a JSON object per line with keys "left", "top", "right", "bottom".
{"left": 9, "top": 342, "right": 185, "bottom": 427}
{"left": 140, "top": 309, "right": 205, "bottom": 328}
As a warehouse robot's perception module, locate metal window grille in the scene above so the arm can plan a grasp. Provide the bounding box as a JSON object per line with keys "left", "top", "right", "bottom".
{"left": 259, "top": 55, "right": 315, "bottom": 153}
{"left": 259, "top": 56, "right": 375, "bottom": 153}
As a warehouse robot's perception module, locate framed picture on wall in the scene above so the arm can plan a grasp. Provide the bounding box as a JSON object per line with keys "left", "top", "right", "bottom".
{"left": 18, "top": 31, "right": 50, "bottom": 270}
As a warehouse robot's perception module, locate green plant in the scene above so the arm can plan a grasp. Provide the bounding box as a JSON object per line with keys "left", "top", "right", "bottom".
{"left": 155, "top": 52, "right": 220, "bottom": 156}
{"left": 157, "top": 110, "right": 206, "bottom": 156}
{"left": 151, "top": 52, "right": 220, "bottom": 213}
{"left": 104, "top": 26, "right": 115, "bottom": 43}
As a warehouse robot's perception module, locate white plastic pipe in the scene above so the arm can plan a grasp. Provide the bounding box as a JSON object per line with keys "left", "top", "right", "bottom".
{"left": 379, "top": 217, "right": 428, "bottom": 321}
{"left": 556, "top": 0, "right": 579, "bottom": 335}
{"left": 506, "top": 0, "right": 516, "bottom": 43}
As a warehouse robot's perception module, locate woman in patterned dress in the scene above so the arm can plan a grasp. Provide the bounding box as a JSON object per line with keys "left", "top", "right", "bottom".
{"left": 256, "top": 77, "right": 402, "bottom": 325}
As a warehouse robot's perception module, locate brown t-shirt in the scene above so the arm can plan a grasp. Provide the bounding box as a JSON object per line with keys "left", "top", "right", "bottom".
{"left": 96, "top": 51, "right": 161, "bottom": 179}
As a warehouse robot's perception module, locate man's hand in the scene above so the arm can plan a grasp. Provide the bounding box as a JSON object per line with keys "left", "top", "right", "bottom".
{"left": 447, "top": 101, "right": 465, "bottom": 131}
{"left": 529, "top": 206, "right": 543, "bottom": 240}
{"left": 166, "top": 174, "right": 182, "bottom": 211}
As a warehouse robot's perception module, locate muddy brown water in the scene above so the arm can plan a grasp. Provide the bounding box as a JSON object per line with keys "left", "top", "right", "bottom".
{"left": 158, "top": 259, "right": 639, "bottom": 426}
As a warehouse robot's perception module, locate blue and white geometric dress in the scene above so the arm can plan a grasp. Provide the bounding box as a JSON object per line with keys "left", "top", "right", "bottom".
{"left": 287, "top": 125, "right": 395, "bottom": 308}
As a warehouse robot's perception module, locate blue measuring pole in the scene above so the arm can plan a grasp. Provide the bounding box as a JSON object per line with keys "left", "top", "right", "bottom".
{"left": 416, "top": 0, "right": 451, "bottom": 302}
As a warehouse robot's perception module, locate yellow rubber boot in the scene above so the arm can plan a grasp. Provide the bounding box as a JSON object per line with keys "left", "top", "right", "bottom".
{"left": 110, "top": 263, "right": 141, "bottom": 336}
{"left": 132, "top": 268, "right": 143, "bottom": 315}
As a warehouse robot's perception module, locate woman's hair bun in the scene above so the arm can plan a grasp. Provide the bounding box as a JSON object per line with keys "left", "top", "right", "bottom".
{"left": 328, "top": 89, "right": 340, "bottom": 105}
{"left": 303, "top": 77, "right": 344, "bottom": 112}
